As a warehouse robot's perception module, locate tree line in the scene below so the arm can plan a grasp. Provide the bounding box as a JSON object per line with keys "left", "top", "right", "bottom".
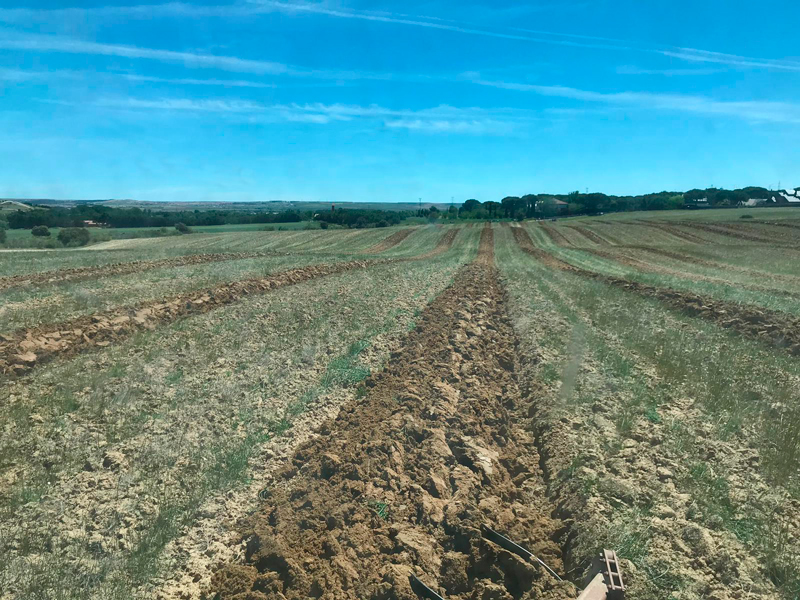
{"left": 4, "top": 205, "right": 410, "bottom": 230}
{"left": 426, "top": 186, "right": 793, "bottom": 220}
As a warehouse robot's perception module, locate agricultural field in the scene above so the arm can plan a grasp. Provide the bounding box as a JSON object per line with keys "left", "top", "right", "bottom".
{"left": 1, "top": 213, "right": 799, "bottom": 600}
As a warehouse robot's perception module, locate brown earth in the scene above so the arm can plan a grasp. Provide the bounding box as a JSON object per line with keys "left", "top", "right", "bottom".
{"left": 0, "top": 252, "right": 275, "bottom": 292}
{"left": 512, "top": 226, "right": 800, "bottom": 355}
{"left": 365, "top": 229, "right": 415, "bottom": 253}
{"left": 210, "top": 227, "right": 576, "bottom": 600}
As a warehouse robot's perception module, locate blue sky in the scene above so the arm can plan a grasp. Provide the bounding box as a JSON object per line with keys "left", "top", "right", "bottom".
{"left": 1, "top": 0, "right": 798, "bottom": 203}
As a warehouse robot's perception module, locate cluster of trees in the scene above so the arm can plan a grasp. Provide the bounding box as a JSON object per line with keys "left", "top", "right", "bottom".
{"left": 683, "top": 187, "right": 776, "bottom": 206}
{"left": 449, "top": 186, "right": 788, "bottom": 219}
{"left": 314, "top": 208, "right": 407, "bottom": 228}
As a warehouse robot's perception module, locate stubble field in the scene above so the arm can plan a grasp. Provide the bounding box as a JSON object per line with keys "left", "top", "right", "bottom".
{"left": 1, "top": 213, "right": 799, "bottom": 600}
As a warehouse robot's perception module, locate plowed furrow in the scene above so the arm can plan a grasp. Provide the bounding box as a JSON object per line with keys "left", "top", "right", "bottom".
{"left": 0, "top": 252, "right": 272, "bottom": 292}
{"left": 1, "top": 229, "right": 464, "bottom": 377}
{"left": 539, "top": 223, "right": 571, "bottom": 246}
{"left": 565, "top": 225, "right": 611, "bottom": 246}
{"left": 210, "top": 227, "right": 573, "bottom": 600}
{"left": 626, "top": 220, "right": 706, "bottom": 243}
{"left": 0, "top": 260, "right": 376, "bottom": 376}
{"left": 513, "top": 226, "right": 800, "bottom": 355}
{"left": 365, "top": 229, "right": 415, "bottom": 253}
{"left": 418, "top": 227, "right": 461, "bottom": 258}
{"left": 582, "top": 247, "right": 800, "bottom": 299}
{"left": 677, "top": 221, "right": 780, "bottom": 244}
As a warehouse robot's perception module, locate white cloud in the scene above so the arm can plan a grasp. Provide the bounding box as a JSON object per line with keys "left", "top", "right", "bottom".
{"left": 660, "top": 48, "right": 800, "bottom": 73}
{"left": 384, "top": 118, "right": 513, "bottom": 135}
{"left": 616, "top": 65, "right": 725, "bottom": 76}
{"left": 83, "top": 96, "right": 536, "bottom": 133}
{"left": 123, "top": 73, "right": 277, "bottom": 88}
{"left": 0, "top": 31, "right": 292, "bottom": 74}
{"left": 3, "top": 2, "right": 796, "bottom": 75}
{"left": 469, "top": 76, "right": 800, "bottom": 124}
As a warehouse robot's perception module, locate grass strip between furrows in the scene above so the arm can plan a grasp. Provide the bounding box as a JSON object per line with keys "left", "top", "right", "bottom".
{"left": 578, "top": 247, "right": 800, "bottom": 301}
{"left": 495, "top": 228, "right": 800, "bottom": 599}
{"left": 512, "top": 225, "right": 800, "bottom": 355}
{"left": 209, "top": 226, "right": 575, "bottom": 600}
{"left": 0, "top": 252, "right": 277, "bottom": 292}
{"left": 0, "top": 260, "right": 374, "bottom": 376}
{"left": 0, "top": 228, "right": 462, "bottom": 377}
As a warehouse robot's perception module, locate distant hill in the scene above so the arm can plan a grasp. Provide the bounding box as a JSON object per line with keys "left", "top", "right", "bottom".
{"left": 0, "top": 200, "right": 36, "bottom": 212}
{"left": 18, "top": 198, "right": 451, "bottom": 213}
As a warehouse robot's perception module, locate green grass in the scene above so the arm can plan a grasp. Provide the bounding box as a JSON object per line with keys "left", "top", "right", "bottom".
{"left": 494, "top": 224, "right": 800, "bottom": 599}
{"left": 0, "top": 234, "right": 478, "bottom": 600}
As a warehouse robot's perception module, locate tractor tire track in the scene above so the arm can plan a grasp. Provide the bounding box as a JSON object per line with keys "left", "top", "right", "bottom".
{"left": 512, "top": 226, "right": 800, "bottom": 355}
{"left": 210, "top": 226, "right": 574, "bottom": 600}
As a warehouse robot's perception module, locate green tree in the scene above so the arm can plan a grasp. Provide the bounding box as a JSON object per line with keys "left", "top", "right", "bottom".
{"left": 58, "top": 227, "right": 90, "bottom": 246}
{"left": 31, "top": 225, "right": 51, "bottom": 237}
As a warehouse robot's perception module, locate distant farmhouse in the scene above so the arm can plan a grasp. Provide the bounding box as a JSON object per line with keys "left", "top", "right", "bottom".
{"left": 535, "top": 197, "right": 569, "bottom": 216}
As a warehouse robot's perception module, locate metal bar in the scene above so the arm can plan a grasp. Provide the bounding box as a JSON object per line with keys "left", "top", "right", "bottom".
{"left": 480, "top": 524, "right": 563, "bottom": 582}
{"left": 409, "top": 575, "right": 446, "bottom": 600}
{"left": 603, "top": 549, "right": 625, "bottom": 591}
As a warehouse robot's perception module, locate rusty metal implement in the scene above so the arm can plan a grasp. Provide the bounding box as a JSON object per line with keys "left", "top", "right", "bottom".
{"left": 577, "top": 550, "right": 626, "bottom": 600}
{"left": 409, "top": 575, "right": 446, "bottom": 600}
{"left": 480, "top": 524, "right": 564, "bottom": 582}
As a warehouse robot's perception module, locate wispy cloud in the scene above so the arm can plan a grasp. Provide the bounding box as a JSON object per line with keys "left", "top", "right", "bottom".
{"left": 660, "top": 48, "right": 800, "bottom": 73}
{"left": 123, "top": 73, "right": 277, "bottom": 88}
{"left": 0, "top": 66, "right": 279, "bottom": 88}
{"left": 3, "top": 2, "right": 795, "bottom": 74}
{"left": 0, "top": 30, "right": 420, "bottom": 83}
{"left": 384, "top": 118, "right": 513, "bottom": 135}
{"left": 616, "top": 65, "right": 725, "bottom": 76}
{"left": 84, "top": 96, "right": 535, "bottom": 133}
{"left": 469, "top": 76, "right": 800, "bottom": 124}
{"left": 0, "top": 30, "right": 293, "bottom": 74}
